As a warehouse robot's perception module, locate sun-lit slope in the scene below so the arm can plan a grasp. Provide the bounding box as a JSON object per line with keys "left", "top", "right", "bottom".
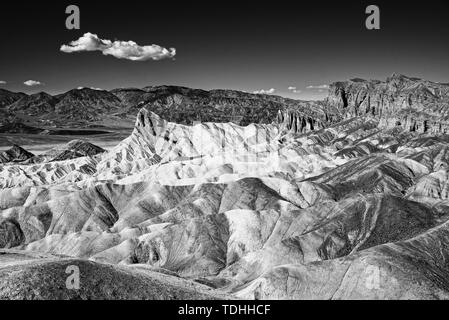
{"left": 1, "top": 178, "right": 304, "bottom": 257}
{"left": 0, "top": 108, "right": 344, "bottom": 188}
{"left": 0, "top": 156, "right": 98, "bottom": 188}
{"left": 2, "top": 97, "right": 449, "bottom": 300}
{"left": 0, "top": 108, "right": 411, "bottom": 191}
{"left": 97, "top": 109, "right": 283, "bottom": 178}
{"left": 235, "top": 218, "right": 449, "bottom": 300}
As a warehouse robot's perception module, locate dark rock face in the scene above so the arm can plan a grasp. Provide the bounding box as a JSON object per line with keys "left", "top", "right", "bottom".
{"left": 0, "top": 219, "right": 24, "bottom": 248}
{"left": 0, "top": 89, "right": 26, "bottom": 109}
{"left": 114, "top": 85, "right": 321, "bottom": 126}
{"left": 277, "top": 104, "right": 339, "bottom": 134}
{"left": 0, "top": 89, "right": 27, "bottom": 125}
{"left": 54, "top": 88, "right": 123, "bottom": 122}
{"left": 0, "top": 85, "right": 336, "bottom": 131}
{"left": 326, "top": 74, "right": 449, "bottom": 134}
{"left": 0, "top": 140, "right": 105, "bottom": 166}
{"left": 57, "top": 139, "right": 105, "bottom": 157}
{"left": 110, "top": 88, "right": 148, "bottom": 106}
{"left": 0, "top": 121, "right": 44, "bottom": 134}
{"left": 8, "top": 92, "right": 58, "bottom": 116}
{"left": 0, "top": 88, "right": 124, "bottom": 128}
{"left": 28, "top": 139, "right": 106, "bottom": 163}
{"left": 0, "top": 145, "right": 35, "bottom": 164}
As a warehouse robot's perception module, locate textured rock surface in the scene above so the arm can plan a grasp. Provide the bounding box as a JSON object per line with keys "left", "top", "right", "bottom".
{"left": 327, "top": 74, "right": 449, "bottom": 133}
{"left": 0, "top": 89, "right": 26, "bottom": 109}
{"left": 0, "top": 250, "right": 227, "bottom": 299}
{"left": 113, "top": 85, "right": 327, "bottom": 127}
{"left": 0, "top": 85, "right": 336, "bottom": 132}
{"left": 2, "top": 76, "right": 449, "bottom": 299}
{"left": 0, "top": 145, "right": 35, "bottom": 164}
{"left": 27, "top": 139, "right": 106, "bottom": 163}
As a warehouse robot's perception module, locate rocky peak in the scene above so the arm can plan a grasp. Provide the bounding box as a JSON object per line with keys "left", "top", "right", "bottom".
{"left": 53, "top": 88, "right": 123, "bottom": 122}
{"left": 0, "top": 144, "right": 35, "bottom": 164}
{"left": 326, "top": 75, "right": 449, "bottom": 134}
{"left": 7, "top": 91, "right": 58, "bottom": 115}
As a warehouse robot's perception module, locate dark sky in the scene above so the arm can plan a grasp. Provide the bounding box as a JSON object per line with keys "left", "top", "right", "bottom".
{"left": 0, "top": 0, "right": 448, "bottom": 100}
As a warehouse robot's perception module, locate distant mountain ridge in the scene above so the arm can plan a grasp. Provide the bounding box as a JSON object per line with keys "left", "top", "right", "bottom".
{"left": 1, "top": 74, "right": 448, "bottom": 135}
{"left": 0, "top": 89, "right": 26, "bottom": 109}
{"left": 0, "top": 85, "right": 334, "bottom": 133}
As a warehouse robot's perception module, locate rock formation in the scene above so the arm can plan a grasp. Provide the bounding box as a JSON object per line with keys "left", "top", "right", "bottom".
{"left": 0, "top": 145, "right": 35, "bottom": 164}
{"left": 1, "top": 75, "right": 449, "bottom": 300}
{"left": 327, "top": 74, "right": 449, "bottom": 134}
{"left": 27, "top": 139, "right": 106, "bottom": 164}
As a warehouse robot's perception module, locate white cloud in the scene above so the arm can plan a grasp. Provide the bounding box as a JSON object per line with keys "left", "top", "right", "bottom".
{"left": 253, "top": 88, "right": 276, "bottom": 95}
{"left": 288, "top": 86, "right": 301, "bottom": 94}
{"left": 77, "top": 86, "right": 103, "bottom": 91}
{"left": 61, "top": 32, "right": 176, "bottom": 61}
{"left": 24, "top": 80, "right": 43, "bottom": 87}
{"left": 306, "top": 84, "right": 329, "bottom": 90}
{"left": 0, "top": 81, "right": 6, "bottom": 85}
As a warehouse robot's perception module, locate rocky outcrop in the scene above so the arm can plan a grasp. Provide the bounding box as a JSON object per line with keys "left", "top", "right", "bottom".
{"left": 54, "top": 88, "right": 124, "bottom": 122}
{"left": 0, "top": 88, "right": 125, "bottom": 128}
{"left": 8, "top": 92, "right": 58, "bottom": 116}
{"left": 28, "top": 139, "right": 106, "bottom": 163}
{"left": 0, "top": 121, "right": 44, "bottom": 134}
{"left": 327, "top": 74, "right": 449, "bottom": 134}
{"left": 0, "top": 145, "right": 35, "bottom": 164}
{"left": 276, "top": 104, "right": 339, "bottom": 134}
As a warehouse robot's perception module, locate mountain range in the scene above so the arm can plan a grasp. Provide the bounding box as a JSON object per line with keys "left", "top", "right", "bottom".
{"left": 1, "top": 74, "right": 448, "bottom": 134}
{"left": 1, "top": 74, "right": 449, "bottom": 299}
{"left": 0, "top": 85, "right": 323, "bottom": 129}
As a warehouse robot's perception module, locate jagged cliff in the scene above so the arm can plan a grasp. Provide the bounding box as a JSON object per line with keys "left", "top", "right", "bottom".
{"left": 276, "top": 103, "right": 340, "bottom": 134}
{"left": 326, "top": 74, "right": 449, "bottom": 134}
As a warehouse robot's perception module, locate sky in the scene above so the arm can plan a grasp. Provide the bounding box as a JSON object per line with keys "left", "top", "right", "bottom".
{"left": 0, "top": 0, "right": 448, "bottom": 100}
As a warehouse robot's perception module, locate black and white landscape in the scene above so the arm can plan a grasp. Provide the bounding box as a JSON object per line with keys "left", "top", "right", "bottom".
{"left": 2, "top": 75, "right": 449, "bottom": 299}
{"left": 1, "top": 1, "right": 449, "bottom": 300}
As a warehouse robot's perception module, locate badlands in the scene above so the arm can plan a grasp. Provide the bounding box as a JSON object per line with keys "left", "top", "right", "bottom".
{"left": 1, "top": 74, "right": 449, "bottom": 299}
